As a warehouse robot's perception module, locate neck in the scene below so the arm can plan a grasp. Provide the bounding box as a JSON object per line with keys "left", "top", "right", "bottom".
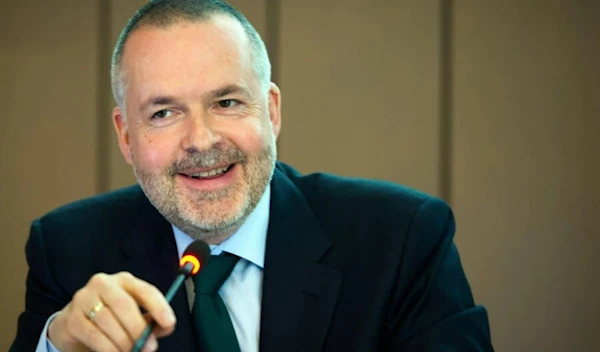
{"left": 203, "top": 231, "right": 236, "bottom": 245}
{"left": 187, "top": 223, "right": 242, "bottom": 245}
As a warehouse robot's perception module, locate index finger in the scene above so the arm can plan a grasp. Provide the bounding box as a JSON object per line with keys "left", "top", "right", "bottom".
{"left": 115, "top": 272, "right": 176, "bottom": 332}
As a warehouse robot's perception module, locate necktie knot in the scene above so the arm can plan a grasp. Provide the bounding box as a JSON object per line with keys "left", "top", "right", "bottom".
{"left": 193, "top": 253, "right": 239, "bottom": 295}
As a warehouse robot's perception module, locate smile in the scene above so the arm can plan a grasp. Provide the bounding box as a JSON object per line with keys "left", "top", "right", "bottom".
{"left": 179, "top": 164, "right": 234, "bottom": 180}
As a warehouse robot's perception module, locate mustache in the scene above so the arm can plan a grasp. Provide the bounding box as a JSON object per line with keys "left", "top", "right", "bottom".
{"left": 169, "top": 146, "right": 246, "bottom": 175}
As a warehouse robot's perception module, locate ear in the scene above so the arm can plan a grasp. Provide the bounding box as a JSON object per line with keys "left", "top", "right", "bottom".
{"left": 267, "top": 82, "right": 282, "bottom": 139}
{"left": 112, "top": 106, "right": 133, "bottom": 165}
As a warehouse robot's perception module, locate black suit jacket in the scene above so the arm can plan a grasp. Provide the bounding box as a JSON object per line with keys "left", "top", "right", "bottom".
{"left": 11, "top": 162, "right": 493, "bottom": 351}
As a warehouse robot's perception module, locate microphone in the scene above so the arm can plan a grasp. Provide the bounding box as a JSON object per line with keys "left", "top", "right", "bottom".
{"left": 131, "top": 240, "right": 211, "bottom": 352}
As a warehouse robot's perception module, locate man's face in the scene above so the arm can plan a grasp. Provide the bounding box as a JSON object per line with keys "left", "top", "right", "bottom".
{"left": 113, "top": 16, "right": 281, "bottom": 243}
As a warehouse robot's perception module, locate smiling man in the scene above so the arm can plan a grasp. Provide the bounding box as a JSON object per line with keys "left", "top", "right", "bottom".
{"left": 11, "top": 1, "right": 493, "bottom": 351}
{"left": 114, "top": 11, "right": 280, "bottom": 246}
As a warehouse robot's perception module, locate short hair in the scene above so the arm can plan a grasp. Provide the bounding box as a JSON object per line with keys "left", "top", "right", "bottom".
{"left": 111, "top": 0, "right": 271, "bottom": 108}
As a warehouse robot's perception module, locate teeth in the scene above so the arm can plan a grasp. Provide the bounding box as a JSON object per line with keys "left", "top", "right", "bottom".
{"left": 189, "top": 166, "right": 228, "bottom": 178}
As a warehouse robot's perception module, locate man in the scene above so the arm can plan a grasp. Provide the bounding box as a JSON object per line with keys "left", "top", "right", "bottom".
{"left": 11, "top": 0, "right": 493, "bottom": 351}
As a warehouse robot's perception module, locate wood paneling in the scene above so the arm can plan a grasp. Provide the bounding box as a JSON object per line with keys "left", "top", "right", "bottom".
{"left": 452, "top": 1, "right": 600, "bottom": 350}
{"left": 0, "top": 1, "right": 101, "bottom": 348}
{"left": 277, "top": 0, "right": 442, "bottom": 196}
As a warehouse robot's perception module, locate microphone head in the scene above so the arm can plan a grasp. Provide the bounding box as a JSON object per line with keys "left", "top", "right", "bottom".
{"left": 179, "top": 240, "right": 210, "bottom": 277}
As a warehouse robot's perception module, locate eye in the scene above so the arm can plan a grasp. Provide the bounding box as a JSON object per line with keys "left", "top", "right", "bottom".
{"left": 152, "top": 110, "right": 172, "bottom": 119}
{"left": 217, "top": 99, "right": 239, "bottom": 108}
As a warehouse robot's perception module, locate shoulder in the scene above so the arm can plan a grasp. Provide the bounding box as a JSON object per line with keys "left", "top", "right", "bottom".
{"left": 42, "top": 184, "right": 145, "bottom": 217}
{"left": 276, "top": 162, "right": 452, "bottom": 240}
{"left": 34, "top": 185, "right": 150, "bottom": 244}
{"left": 275, "top": 164, "right": 459, "bottom": 304}
{"left": 24, "top": 185, "right": 153, "bottom": 294}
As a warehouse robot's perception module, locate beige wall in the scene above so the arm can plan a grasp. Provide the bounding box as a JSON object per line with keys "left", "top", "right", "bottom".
{"left": 453, "top": 1, "right": 600, "bottom": 350}
{"left": 277, "top": 1, "right": 442, "bottom": 195}
{"left": 0, "top": 0, "right": 101, "bottom": 348}
{"left": 1, "top": 1, "right": 598, "bottom": 350}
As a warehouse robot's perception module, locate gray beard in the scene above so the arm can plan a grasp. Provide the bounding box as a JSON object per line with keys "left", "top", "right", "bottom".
{"left": 132, "top": 138, "right": 277, "bottom": 242}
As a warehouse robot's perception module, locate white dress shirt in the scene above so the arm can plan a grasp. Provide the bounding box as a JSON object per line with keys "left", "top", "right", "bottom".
{"left": 37, "top": 186, "right": 270, "bottom": 352}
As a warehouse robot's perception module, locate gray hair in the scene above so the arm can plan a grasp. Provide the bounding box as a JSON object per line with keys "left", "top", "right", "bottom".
{"left": 111, "top": 0, "right": 271, "bottom": 108}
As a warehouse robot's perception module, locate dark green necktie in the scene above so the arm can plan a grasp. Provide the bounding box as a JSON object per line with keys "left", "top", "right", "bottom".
{"left": 192, "top": 253, "right": 241, "bottom": 352}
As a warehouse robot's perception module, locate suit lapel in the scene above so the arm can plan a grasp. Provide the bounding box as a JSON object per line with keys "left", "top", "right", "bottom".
{"left": 260, "top": 168, "right": 343, "bottom": 352}
{"left": 120, "top": 190, "right": 199, "bottom": 351}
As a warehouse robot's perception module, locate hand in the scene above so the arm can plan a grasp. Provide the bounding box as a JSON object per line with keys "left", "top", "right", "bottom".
{"left": 48, "top": 272, "right": 176, "bottom": 352}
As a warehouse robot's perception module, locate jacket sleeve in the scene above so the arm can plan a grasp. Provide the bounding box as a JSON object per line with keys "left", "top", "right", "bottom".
{"left": 384, "top": 198, "right": 494, "bottom": 351}
{"left": 10, "top": 220, "right": 69, "bottom": 352}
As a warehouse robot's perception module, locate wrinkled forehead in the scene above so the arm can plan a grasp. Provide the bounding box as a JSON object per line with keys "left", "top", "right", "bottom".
{"left": 118, "top": 16, "right": 256, "bottom": 105}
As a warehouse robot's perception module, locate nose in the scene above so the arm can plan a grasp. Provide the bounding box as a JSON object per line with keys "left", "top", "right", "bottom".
{"left": 180, "top": 110, "right": 222, "bottom": 153}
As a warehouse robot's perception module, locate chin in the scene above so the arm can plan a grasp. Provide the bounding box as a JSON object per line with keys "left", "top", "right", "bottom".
{"left": 179, "top": 195, "right": 248, "bottom": 231}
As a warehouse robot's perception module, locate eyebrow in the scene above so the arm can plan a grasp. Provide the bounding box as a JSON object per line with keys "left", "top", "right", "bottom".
{"left": 139, "top": 84, "right": 251, "bottom": 113}
{"left": 207, "top": 84, "right": 251, "bottom": 100}
{"left": 140, "top": 96, "right": 179, "bottom": 113}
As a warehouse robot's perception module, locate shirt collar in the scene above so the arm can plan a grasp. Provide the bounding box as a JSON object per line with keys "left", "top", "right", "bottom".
{"left": 172, "top": 185, "right": 270, "bottom": 269}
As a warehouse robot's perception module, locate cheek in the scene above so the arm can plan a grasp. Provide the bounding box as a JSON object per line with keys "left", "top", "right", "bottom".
{"left": 130, "top": 131, "right": 178, "bottom": 170}
{"left": 229, "top": 120, "right": 273, "bottom": 153}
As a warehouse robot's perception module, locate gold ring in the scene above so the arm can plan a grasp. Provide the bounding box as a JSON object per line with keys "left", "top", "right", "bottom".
{"left": 88, "top": 301, "right": 104, "bottom": 321}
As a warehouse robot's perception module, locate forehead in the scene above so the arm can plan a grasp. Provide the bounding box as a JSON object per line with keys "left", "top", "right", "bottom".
{"left": 120, "top": 16, "right": 254, "bottom": 104}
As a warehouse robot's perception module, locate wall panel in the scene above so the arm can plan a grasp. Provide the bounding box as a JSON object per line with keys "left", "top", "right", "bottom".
{"left": 453, "top": 1, "right": 600, "bottom": 350}
{"left": 278, "top": 0, "right": 442, "bottom": 196}
{"left": 0, "top": 0, "right": 101, "bottom": 348}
